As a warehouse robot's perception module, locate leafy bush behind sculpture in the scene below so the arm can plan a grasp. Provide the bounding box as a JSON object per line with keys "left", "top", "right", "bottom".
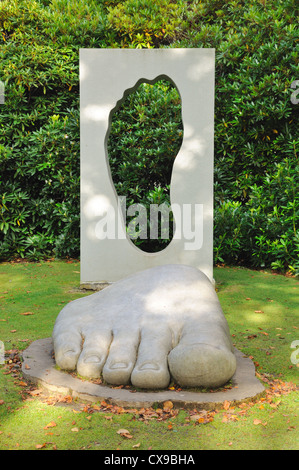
{"left": 0, "top": 0, "right": 298, "bottom": 273}
{"left": 108, "top": 79, "right": 182, "bottom": 252}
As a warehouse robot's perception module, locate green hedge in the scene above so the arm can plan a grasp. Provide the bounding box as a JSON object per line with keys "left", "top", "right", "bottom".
{"left": 108, "top": 79, "right": 182, "bottom": 252}
{"left": 0, "top": 0, "right": 298, "bottom": 273}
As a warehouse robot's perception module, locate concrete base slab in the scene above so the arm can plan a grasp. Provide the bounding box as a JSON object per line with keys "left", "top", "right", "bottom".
{"left": 22, "top": 338, "right": 265, "bottom": 410}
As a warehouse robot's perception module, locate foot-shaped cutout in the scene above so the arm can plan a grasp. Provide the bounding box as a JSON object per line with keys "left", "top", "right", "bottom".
{"left": 53, "top": 265, "right": 236, "bottom": 389}
{"left": 107, "top": 78, "right": 183, "bottom": 253}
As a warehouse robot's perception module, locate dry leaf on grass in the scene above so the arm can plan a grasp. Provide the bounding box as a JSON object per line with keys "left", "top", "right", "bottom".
{"left": 117, "top": 429, "right": 133, "bottom": 439}
{"left": 223, "top": 400, "right": 230, "bottom": 410}
{"left": 253, "top": 419, "right": 267, "bottom": 426}
{"left": 36, "top": 443, "right": 46, "bottom": 449}
{"left": 163, "top": 400, "right": 173, "bottom": 412}
{"left": 44, "top": 421, "right": 57, "bottom": 429}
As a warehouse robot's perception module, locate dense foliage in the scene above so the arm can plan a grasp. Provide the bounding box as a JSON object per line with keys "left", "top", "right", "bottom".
{"left": 108, "top": 79, "right": 182, "bottom": 252}
{"left": 0, "top": 0, "right": 298, "bottom": 273}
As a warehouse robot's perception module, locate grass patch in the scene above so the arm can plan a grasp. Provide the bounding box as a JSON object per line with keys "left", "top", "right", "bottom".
{"left": 0, "top": 261, "right": 298, "bottom": 450}
{"left": 215, "top": 266, "right": 299, "bottom": 383}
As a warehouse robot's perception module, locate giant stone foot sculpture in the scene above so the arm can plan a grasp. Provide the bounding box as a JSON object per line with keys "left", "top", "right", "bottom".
{"left": 53, "top": 264, "right": 237, "bottom": 389}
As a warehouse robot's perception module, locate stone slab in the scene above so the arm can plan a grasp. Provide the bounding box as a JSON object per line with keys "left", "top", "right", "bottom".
{"left": 22, "top": 338, "right": 265, "bottom": 409}
{"left": 80, "top": 48, "right": 215, "bottom": 285}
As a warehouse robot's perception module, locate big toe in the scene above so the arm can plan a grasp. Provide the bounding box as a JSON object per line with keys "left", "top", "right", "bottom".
{"left": 168, "top": 343, "right": 237, "bottom": 388}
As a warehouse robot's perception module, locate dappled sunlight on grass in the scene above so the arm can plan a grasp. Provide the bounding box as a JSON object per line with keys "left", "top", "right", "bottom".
{"left": 0, "top": 260, "right": 88, "bottom": 347}
{"left": 0, "top": 262, "right": 298, "bottom": 450}
{"left": 214, "top": 266, "right": 298, "bottom": 382}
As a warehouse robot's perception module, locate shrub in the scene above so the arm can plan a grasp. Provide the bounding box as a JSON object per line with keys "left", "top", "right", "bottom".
{"left": 107, "top": 79, "right": 183, "bottom": 252}
{"left": 172, "top": 0, "right": 298, "bottom": 200}
{"left": 0, "top": 0, "right": 298, "bottom": 273}
{"left": 214, "top": 157, "right": 299, "bottom": 275}
{"left": 106, "top": 0, "right": 185, "bottom": 48}
{"left": 0, "top": 0, "right": 82, "bottom": 259}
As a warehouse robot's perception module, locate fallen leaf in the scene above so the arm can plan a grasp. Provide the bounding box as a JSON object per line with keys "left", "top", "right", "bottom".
{"left": 190, "top": 414, "right": 203, "bottom": 421}
{"left": 71, "top": 427, "right": 79, "bottom": 432}
{"left": 163, "top": 400, "right": 173, "bottom": 412}
{"left": 253, "top": 419, "right": 262, "bottom": 425}
{"left": 29, "top": 389, "right": 41, "bottom": 396}
{"left": 20, "top": 312, "right": 34, "bottom": 316}
{"left": 0, "top": 400, "right": 4, "bottom": 405}
{"left": 117, "top": 428, "right": 130, "bottom": 435}
{"left": 44, "top": 421, "right": 57, "bottom": 429}
{"left": 288, "top": 426, "right": 296, "bottom": 431}
{"left": 18, "top": 381, "right": 27, "bottom": 387}
{"left": 223, "top": 400, "right": 230, "bottom": 410}
{"left": 133, "top": 443, "right": 140, "bottom": 448}
{"left": 62, "top": 395, "right": 72, "bottom": 403}
{"left": 117, "top": 429, "right": 133, "bottom": 438}
{"left": 197, "top": 418, "right": 205, "bottom": 424}
{"left": 36, "top": 443, "right": 46, "bottom": 449}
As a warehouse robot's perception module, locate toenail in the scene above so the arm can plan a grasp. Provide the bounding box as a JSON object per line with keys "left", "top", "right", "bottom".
{"left": 139, "top": 362, "right": 159, "bottom": 371}
{"left": 84, "top": 355, "right": 101, "bottom": 363}
{"left": 64, "top": 349, "right": 77, "bottom": 356}
{"left": 110, "top": 362, "right": 128, "bottom": 369}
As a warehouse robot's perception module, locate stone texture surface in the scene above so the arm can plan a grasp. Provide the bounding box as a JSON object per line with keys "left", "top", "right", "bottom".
{"left": 22, "top": 338, "right": 265, "bottom": 409}
{"left": 80, "top": 48, "right": 215, "bottom": 284}
{"left": 52, "top": 265, "right": 237, "bottom": 389}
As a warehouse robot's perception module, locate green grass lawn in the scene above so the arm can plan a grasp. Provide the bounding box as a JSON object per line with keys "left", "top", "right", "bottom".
{"left": 0, "top": 260, "right": 298, "bottom": 450}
